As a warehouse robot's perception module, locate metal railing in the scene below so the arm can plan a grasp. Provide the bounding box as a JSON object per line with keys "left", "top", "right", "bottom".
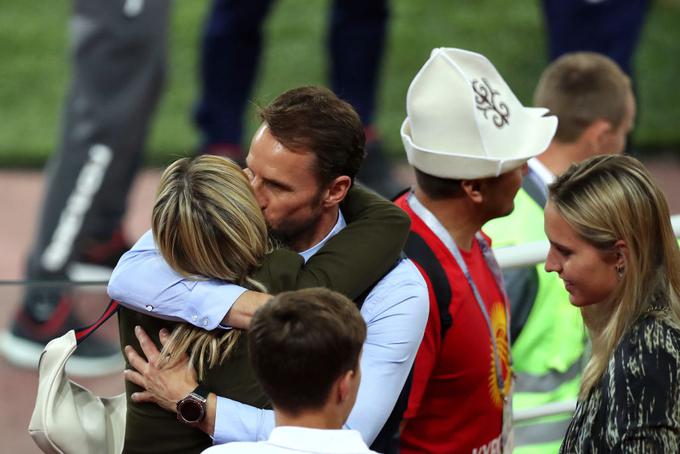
{"left": 494, "top": 214, "right": 680, "bottom": 270}
{"left": 495, "top": 214, "right": 680, "bottom": 423}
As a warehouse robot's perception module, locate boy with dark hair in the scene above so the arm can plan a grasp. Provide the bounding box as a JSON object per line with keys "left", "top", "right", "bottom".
{"left": 203, "top": 288, "right": 375, "bottom": 453}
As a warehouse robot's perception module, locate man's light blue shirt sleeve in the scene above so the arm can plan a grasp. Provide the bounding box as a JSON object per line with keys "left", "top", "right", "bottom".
{"left": 107, "top": 230, "right": 247, "bottom": 330}
{"left": 213, "top": 399, "right": 275, "bottom": 444}
{"left": 212, "top": 259, "right": 429, "bottom": 445}
{"left": 343, "top": 259, "right": 428, "bottom": 443}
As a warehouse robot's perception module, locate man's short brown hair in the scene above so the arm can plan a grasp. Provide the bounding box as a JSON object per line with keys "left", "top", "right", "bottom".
{"left": 248, "top": 288, "right": 367, "bottom": 415}
{"left": 259, "top": 86, "right": 366, "bottom": 185}
{"left": 533, "top": 52, "right": 632, "bottom": 143}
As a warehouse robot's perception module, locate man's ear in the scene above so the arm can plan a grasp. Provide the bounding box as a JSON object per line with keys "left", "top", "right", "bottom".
{"left": 460, "top": 179, "right": 484, "bottom": 204}
{"left": 580, "top": 119, "right": 613, "bottom": 156}
{"left": 322, "top": 176, "right": 352, "bottom": 208}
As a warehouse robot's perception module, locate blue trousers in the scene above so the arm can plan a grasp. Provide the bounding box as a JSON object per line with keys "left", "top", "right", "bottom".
{"left": 542, "top": 0, "right": 649, "bottom": 75}
{"left": 193, "top": 0, "right": 389, "bottom": 148}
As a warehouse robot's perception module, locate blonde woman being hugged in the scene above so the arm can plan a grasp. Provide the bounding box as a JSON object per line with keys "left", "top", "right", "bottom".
{"left": 150, "top": 155, "right": 269, "bottom": 381}
{"left": 118, "top": 152, "right": 412, "bottom": 454}
{"left": 118, "top": 155, "right": 272, "bottom": 453}
{"left": 544, "top": 154, "right": 680, "bottom": 452}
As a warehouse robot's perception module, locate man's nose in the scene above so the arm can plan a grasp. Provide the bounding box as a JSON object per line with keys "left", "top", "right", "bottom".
{"left": 250, "top": 178, "right": 267, "bottom": 209}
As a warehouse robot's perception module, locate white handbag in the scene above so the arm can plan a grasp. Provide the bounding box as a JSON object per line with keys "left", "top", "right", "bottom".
{"left": 28, "top": 300, "right": 126, "bottom": 454}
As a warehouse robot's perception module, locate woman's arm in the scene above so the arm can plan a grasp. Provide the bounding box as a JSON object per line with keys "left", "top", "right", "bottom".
{"left": 125, "top": 265, "right": 429, "bottom": 445}
{"left": 110, "top": 185, "right": 409, "bottom": 329}
{"left": 257, "top": 184, "right": 410, "bottom": 296}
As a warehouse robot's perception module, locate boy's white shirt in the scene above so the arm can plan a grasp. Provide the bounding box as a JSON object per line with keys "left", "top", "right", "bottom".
{"left": 202, "top": 426, "right": 378, "bottom": 453}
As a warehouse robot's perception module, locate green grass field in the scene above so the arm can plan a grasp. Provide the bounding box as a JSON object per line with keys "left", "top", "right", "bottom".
{"left": 1, "top": 0, "right": 679, "bottom": 167}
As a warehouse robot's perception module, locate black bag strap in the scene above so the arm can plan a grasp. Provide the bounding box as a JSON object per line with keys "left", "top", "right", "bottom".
{"left": 404, "top": 231, "right": 453, "bottom": 339}
{"left": 74, "top": 299, "right": 120, "bottom": 344}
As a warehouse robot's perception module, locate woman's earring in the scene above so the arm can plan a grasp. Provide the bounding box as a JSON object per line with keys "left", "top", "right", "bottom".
{"left": 615, "top": 264, "right": 625, "bottom": 278}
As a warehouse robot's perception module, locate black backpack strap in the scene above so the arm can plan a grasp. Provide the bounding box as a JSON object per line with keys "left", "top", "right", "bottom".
{"left": 404, "top": 231, "right": 453, "bottom": 339}
{"left": 369, "top": 365, "right": 414, "bottom": 453}
{"left": 367, "top": 231, "right": 449, "bottom": 452}
{"left": 75, "top": 299, "right": 120, "bottom": 344}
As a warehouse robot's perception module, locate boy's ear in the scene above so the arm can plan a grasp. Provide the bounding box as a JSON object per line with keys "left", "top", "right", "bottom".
{"left": 336, "top": 369, "right": 356, "bottom": 403}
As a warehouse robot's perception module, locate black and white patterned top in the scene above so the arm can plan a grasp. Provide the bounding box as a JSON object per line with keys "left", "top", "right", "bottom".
{"left": 560, "top": 311, "right": 680, "bottom": 453}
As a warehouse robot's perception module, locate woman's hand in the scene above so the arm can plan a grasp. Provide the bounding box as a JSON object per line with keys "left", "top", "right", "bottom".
{"left": 124, "top": 326, "right": 198, "bottom": 413}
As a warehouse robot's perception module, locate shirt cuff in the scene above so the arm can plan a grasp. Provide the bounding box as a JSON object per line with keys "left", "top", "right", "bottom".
{"left": 213, "top": 397, "right": 275, "bottom": 444}
{"left": 179, "top": 283, "right": 247, "bottom": 330}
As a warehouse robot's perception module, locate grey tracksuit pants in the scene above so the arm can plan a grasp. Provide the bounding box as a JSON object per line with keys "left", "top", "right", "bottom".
{"left": 26, "top": 0, "right": 169, "bottom": 287}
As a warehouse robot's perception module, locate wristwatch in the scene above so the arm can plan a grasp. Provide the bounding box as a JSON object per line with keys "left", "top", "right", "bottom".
{"left": 176, "top": 384, "right": 209, "bottom": 427}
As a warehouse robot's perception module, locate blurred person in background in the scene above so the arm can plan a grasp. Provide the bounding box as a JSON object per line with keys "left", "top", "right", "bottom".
{"left": 0, "top": 0, "right": 399, "bottom": 374}
{"left": 483, "top": 52, "right": 635, "bottom": 453}
{"left": 542, "top": 0, "right": 647, "bottom": 159}
{"left": 545, "top": 155, "right": 680, "bottom": 452}
{"left": 194, "top": 0, "right": 399, "bottom": 196}
{"left": 0, "top": 0, "right": 171, "bottom": 375}
{"left": 542, "top": 0, "right": 648, "bottom": 77}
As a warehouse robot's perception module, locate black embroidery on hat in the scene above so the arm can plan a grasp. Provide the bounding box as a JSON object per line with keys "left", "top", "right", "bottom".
{"left": 472, "top": 78, "right": 510, "bottom": 128}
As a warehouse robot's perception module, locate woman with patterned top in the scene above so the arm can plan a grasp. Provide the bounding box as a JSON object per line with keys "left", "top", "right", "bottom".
{"left": 544, "top": 154, "right": 680, "bottom": 453}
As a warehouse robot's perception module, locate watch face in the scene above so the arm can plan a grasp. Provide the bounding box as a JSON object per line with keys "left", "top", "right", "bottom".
{"left": 179, "top": 398, "right": 204, "bottom": 423}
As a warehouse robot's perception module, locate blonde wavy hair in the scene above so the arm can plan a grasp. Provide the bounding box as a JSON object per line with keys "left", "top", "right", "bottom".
{"left": 152, "top": 155, "right": 270, "bottom": 380}
{"left": 549, "top": 155, "right": 680, "bottom": 397}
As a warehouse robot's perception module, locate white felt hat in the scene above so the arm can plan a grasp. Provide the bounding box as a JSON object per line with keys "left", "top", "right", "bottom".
{"left": 401, "top": 48, "right": 558, "bottom": 179}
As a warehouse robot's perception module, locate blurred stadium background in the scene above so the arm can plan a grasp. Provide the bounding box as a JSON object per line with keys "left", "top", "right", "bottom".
{"left": 2, "top": 0, "right": 680, "bottom": 166}
{"left": 1, "top": 1, "right": 679, "bottom": 451}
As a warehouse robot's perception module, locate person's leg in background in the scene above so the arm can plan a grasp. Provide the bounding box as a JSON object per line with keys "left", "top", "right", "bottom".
{"left": 542, "top": 0, "right": 649, "bottom": 157}
{"left": 542, "top": 0, "right": 649, "bottom": 76}
{"left": 328, "top": 0, "right": 398, "bottom": 197}
{"left": 0, "top": 0, "right": 170, "bottom": 375}
{"left": 193, "top": 0, "right": 274, "bottom": 162}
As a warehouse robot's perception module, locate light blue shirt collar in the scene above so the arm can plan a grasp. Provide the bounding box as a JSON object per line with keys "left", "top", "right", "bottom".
{"left": 299, "top": 210, "right": 346, "bottom": 263}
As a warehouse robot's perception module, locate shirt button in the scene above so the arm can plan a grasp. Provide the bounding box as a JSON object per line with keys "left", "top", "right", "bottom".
{"left": 145, "top": 305, "right": 153, "bottom": 312}
{"left": 201, "top": 318, "right": 209, "bottom": 327}
{"left": 192, "top": 315, "right": 198, "bottom": 322}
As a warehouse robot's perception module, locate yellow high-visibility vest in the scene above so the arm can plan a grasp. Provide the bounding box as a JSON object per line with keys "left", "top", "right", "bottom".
{"left": 484, "top": 187, "right": 587, "bottom": 454}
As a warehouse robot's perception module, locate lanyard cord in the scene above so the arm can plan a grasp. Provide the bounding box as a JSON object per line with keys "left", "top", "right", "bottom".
{"left": 407, "top": 193, "right": 511, "bottom": 395}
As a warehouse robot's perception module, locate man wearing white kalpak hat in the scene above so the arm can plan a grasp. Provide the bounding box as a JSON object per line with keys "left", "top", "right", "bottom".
{"left": 394, "top": 48, "right": 557, "bottom": 454}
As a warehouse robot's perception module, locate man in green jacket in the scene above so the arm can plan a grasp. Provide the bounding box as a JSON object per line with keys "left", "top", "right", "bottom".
{"left": 111, "top": 86, "right": 428, "bottom": 453}
{"left": 483, "top": 52, "right": 635, "bottom": 453}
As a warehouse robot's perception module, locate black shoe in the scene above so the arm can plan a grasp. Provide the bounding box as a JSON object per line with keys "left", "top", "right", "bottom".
{"left": 0, "top": 292, "right": 123, "bottom": 376}
{"left": 68, "top": 227, "right": 131, "bottom": 282}
{"left": 356, "top": 140, "right": 403, "bottom": 199}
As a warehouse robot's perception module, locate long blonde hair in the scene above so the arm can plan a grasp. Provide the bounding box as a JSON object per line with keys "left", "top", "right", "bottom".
{"left": 549, "top": 154, "right": 680, "bottom": 397}
{"left": 152, "top": 155, "right": 270, "bottom": 380}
